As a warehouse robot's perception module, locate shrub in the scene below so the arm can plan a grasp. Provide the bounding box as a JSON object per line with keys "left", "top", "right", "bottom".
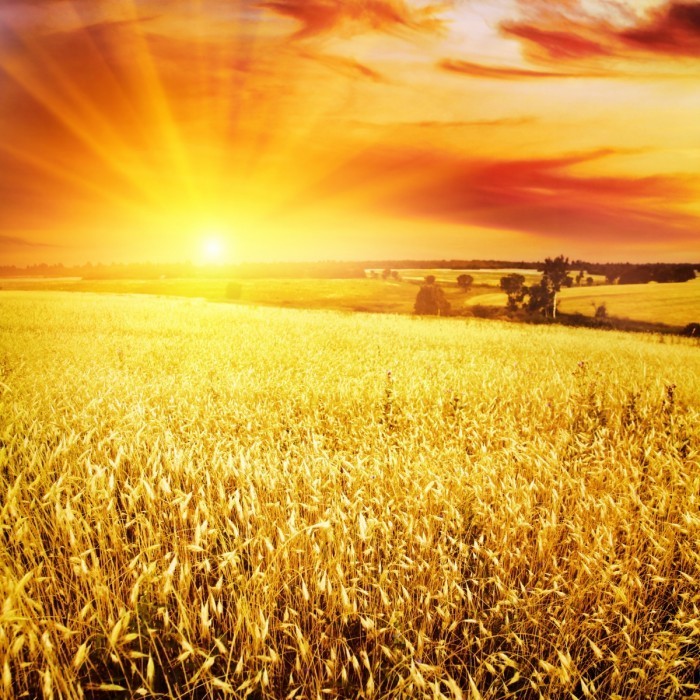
{"left": 681, "top": 322, "right": 700, "bottom": 337}
{"left": 225, "top": 281, "right": 242, "bottom": 300}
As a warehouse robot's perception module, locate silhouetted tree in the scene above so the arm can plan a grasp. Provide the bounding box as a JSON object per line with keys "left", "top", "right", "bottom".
{"left": 414, "top": 276, "right": 451, "bottom": 316}
{"left": 681, "top": 322, "right": 700, "bottom": 337}
{"left": 529, "top": 255, "right": 572, "bottom": 317}
{"left": 500, "top": 273, "right": 527, "bottom": 311}
{"left": 526, "top": 281, "right": 550, "bottom": 315}
{"left": 457, "top": 274, "right": 474, "bottom": 290}
{"left": 586, "top": 276, "right": 594, "bottom": 286}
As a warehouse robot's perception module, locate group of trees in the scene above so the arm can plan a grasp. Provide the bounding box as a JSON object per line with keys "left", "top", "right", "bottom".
{"left": 570, "top": 261, "right": 696, "bottom": 285}
{"left": 500, "top": 255, "right": 572, "bottom": 318}
{"left": 413, "top": 273, "right": 473, "bottom": 315}
{"left": 413, "top": 256, "right": 581, "bottom": 318}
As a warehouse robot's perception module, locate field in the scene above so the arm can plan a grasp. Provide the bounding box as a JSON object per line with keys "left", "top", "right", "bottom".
{"left": 466, "top": 280, "right": 700, "bottom": 328}
{"left": 1, "top": 291, "right": 699, "bottom": 699}
{"left": 0, "top": 277, "right": 484, "bottom": 316}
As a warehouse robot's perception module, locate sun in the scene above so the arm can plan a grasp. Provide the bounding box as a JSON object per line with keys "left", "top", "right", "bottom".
{"left": 201, "top": 235, "right": 227, "bottom": 264}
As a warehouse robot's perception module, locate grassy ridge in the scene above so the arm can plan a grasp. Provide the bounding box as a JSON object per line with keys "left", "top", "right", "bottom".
{"left": 0, "top": 291, "right": 699, "bottom": 698}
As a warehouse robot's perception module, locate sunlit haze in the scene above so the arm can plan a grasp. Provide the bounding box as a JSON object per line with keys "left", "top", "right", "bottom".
{"left": 1, "top": 0, "right": 699, "bottom": 265}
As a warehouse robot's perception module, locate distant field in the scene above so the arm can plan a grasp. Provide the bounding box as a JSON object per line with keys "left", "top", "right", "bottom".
{"left": 557, "top": 280, "right": 700, "bottom": 326}
{"left": 465, "top": 280, "right": 700, "bottom": 327}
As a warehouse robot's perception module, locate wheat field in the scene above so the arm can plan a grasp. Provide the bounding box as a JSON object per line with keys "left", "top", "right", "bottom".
{"left": 1, "top": 291, "right": 699, "bottom": 699}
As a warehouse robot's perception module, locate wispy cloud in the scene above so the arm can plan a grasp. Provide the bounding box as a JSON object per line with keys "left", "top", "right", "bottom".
{"left": 258, "top": 0, "right": 448, "bottom": 39}
{"left": 0, "top": 234, "right": 57, "bottom": 249}
{"left": 500, "top": 23, "right": 611, "bottom": 60}
{"left": 438, "top": 58, "right": 605, "bottom": 79}
{"left": 299, "top": 51, "right": 386, "bottom": 81}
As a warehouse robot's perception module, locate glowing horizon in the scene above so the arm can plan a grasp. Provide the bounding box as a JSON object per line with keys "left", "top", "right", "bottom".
{"left": 1, "top": 0, "right": 699, "bottom": 266}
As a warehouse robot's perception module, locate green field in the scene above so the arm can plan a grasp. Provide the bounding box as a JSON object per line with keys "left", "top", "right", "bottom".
{"left": 1, "top": 290, "right": 699, "bottom": 698}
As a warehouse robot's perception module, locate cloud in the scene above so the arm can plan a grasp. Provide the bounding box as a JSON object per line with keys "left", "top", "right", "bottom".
{"left": 0, "top": 235, "right": 55, "bottom": 250}
{"left": 301, "top": 147, "right": 700, "bottom": 245}
{"left": 501, "top": 1, "right": 700, "bottom": 62}
{"left": 438, "top": 58, "right": 604, "bottom": 79}
{"left": 621, "top": 2, "right": 700, "bottom": 56}
{"left": 499, "top": 23, "right": 611, "bottom": 60}
{"left": 258, "top": 0, "right": 448, "bottom": 39}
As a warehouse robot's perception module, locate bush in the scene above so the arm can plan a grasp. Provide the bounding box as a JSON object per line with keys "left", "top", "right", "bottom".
{"left": 414, "top": 278, "right": 451, "bottom": 316}
{"left": 226, "top": 282, "right": 242, "bottom": 300}
{"left": 681, "top": 322, "right": 700, "bottom": 337}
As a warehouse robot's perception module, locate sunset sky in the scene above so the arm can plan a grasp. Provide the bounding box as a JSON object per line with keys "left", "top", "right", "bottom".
{"left": 1, "top": 0, "right": 699, "bottom": 265}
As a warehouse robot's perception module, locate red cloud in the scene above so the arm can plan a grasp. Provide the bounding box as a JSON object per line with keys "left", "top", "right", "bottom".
{"left": 300, "top": 147, "right": 700, "bottom": 246}
{"left": 500, "top": 24, "right": 610, "bottom": 60}
{"left": 502, "top": 1, "right": 700, "bottom": 62}
{"left": 621, "top": 2, "right": 700, "bottom": 55}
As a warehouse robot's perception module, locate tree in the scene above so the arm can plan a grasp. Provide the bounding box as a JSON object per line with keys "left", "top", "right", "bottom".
{"left": 529, "top": 255, "right": 572, "bottom": 317}
{"left": 542, "top": 255, "right": 572, "bottom": 291}
{"left": 526, "top": 281, "right": 550, "bottom": 315}
{"left": 586, "top": 276, "right": 594, "bottom": 286}
{"left": 457, "top": 274, "right": 474, "bottom": 290}
{"left": 414, "top": 276, "right": 451, "bottom": 316}
{"left": 499, "top": 273, "right": 527, "bottom": 311}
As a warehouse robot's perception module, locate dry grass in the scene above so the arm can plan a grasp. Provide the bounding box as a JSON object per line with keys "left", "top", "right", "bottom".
{"left": 1, "top": 291, "right": 699, "bottom": 699}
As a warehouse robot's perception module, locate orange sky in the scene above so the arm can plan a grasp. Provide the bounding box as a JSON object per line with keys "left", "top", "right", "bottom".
{"left": 1, "top": 0, "right": 699, "bottom": 265}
